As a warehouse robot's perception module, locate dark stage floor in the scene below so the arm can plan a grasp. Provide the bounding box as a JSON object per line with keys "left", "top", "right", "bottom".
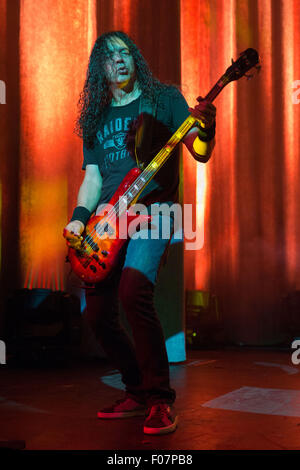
{"left": 1, "top": 348, "right": 300, "bottom": 451}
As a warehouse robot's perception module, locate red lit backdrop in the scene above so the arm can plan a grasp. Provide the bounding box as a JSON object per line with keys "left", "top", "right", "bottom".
{"left": 1, "top": 0, "right": 300, "bottom": 344}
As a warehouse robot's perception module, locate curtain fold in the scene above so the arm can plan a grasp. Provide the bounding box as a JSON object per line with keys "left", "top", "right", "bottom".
{"left": 19, "top": 0, "right": 96, "bottom": 290}
{"left": 1, "top": 0, "right": 299, "bottom": 344}
{"left": 181, "top": 0, "right": 300, "bottom": 344}
{"left": 0, "top": 0, "right": 21, "bottom": 334}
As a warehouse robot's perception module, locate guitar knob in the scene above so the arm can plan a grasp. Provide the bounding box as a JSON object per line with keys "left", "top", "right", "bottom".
{"left": 101, "top": 250, "right": 108, "bottom": 257}
{"left": 100, "top": 262, "right": 106, "bottom": 269}
{"left": 89, "top": 265, "right": 97, "bottom": 273}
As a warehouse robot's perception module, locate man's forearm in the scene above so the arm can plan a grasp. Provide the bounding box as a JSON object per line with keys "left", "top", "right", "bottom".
{"left": 77, "top": 178, "right": 102, "bottom": 213}
{"left": 192, "top": 135, "right": 215, "bottom": 163}
{"left": 183, "top": 127, "right": 215, "bottom": 163}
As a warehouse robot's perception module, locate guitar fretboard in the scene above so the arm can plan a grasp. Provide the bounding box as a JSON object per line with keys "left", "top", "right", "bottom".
{"left": 85, "top": 48, "right": 260, "bottom": 242}
{"left": 118, "top": 75, "right": 234, "bottom": 212}
{"left": 95, "top": 75, "right": 230, "bottom": 231}
{"left": 113, "top": 114, "right": 198, "bottom": 218}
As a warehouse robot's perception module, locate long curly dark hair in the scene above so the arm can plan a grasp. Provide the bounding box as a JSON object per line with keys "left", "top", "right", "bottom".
{"left": 75, "top": 31, "right": 170, "bottom": 149}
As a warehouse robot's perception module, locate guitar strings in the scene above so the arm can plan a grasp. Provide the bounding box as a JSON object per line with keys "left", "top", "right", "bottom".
{"left": 84, "top": 68, "right": 243, "bottom": 248}
{"left": 83, "top": 150, "right": 169, "bottom": 250}
{"left": 79, "top": 57, "right": 256, "bottom": 254}
{"left": 82, "top": 116, "right": 196, "bottom": 252}
{"left": 82, "top": 153, "right": 162, "bottom": 252}
{"left": 85, "top": 121, "right": 194, "bottom": 247}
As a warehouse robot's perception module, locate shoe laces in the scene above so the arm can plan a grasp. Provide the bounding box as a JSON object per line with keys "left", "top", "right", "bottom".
{"left": 115, "top": 398, "right": 128, "bottom": 405}
{"left": 115, "top": 396, "right": 143, "bottom": 408}
{"left": 148, "top": 403, "right": 169, "bottom": 418}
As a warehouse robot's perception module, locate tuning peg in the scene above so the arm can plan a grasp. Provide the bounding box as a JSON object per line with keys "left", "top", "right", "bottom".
{"left": 255, "top": 64, "right": 261, "bottom": 73}
{"left": 245, "top": 64, "right": 261, "bottom": 80}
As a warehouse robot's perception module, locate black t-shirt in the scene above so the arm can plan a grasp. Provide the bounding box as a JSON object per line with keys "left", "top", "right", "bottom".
{"left": 82, "top": 86, "right": 190, "bottom": 208}
{"left": 83, "top": 97, "right": 141, "bottom": 206}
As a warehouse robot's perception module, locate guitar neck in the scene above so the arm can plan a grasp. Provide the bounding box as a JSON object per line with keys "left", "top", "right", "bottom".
{"left": 204, "top": 74, "right": 230, "bottom": 103}
{"left": 117, "top": 74, "right": 230, "bottom": 211}
{"left": 137, "top": 114, "right": 197, "bottom": 186}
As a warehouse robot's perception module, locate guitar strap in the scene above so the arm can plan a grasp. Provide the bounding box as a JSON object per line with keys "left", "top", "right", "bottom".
{"left": 134, "top": 93, "right": 158, "bottom": 169}
{"left": 135, "top": 92, "right": 174, "bottom": 270}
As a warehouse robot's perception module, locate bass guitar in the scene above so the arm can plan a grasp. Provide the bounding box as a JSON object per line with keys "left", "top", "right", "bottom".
{"left": 66, "top": 48, "right": 260, "bottom": 284}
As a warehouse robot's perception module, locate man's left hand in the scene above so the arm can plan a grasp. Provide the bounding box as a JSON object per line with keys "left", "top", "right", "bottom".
{"left": 189, "top": 96, "right": 216, "bottom": 129}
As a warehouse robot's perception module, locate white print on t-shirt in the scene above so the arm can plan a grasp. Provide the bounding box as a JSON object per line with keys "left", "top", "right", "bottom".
{"left": 103, "top": 149, "right": 131, "bottom": 168}
{"left": 96, "top": 116, "right": 135, "bottom": 169}
{"left": 103, "top": 133, "right": 127, "bottom": 150}
{"left": 96, "top": 117, "right": 133, "bottom": 144}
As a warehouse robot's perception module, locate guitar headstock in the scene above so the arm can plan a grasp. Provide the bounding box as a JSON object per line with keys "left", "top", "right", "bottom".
{"left": 224, "top": 48, "right": 260, "bottom": 82}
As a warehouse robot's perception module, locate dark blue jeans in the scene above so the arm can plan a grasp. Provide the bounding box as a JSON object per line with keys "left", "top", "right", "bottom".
{"left": 85, "top": 212, "right": 176, "bottom": 406}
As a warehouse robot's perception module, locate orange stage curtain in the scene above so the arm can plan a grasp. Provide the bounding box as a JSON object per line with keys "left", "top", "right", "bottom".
{"left": 181, "top": 0, "right": 300, "bottom": 344}
{"left": 0, "top": 0, "right": 21, "bottom": 333}
{"left": 19, "top": 0, "right": 96, "bottom": 290}
{"left": 1, "top": 0, "right": 300, "bottom": 344}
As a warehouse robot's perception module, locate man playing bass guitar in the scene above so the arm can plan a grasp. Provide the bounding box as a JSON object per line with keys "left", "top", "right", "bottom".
{"left": 63, "top": 31, "right": 216, "bottom": 435}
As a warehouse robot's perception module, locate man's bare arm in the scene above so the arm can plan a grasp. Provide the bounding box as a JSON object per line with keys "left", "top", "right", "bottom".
{"left": 63, "top": 164, "right": 102, "bottom": 244}
{"left": 183, "top": 127, "right": 216, "bottom": 163}
{"left": 77, "top": 164, "right": 103, "bottom": 212}
{"left": 184, "top": 97, "right": 216, "bottom": 163}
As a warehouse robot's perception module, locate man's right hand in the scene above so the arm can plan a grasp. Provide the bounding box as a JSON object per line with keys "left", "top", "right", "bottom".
{"left": 63, "top": 220, "right": 85, "bottom": 250}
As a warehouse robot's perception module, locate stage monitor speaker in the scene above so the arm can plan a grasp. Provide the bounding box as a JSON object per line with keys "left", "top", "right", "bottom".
{"left": 5, "top": 288, "right": 82, "bottom": 365}
{"left": 185, "top": 290, "right": 225, "bottom": 348}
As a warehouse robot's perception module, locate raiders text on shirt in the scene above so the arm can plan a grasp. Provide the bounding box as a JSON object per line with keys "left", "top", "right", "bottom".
{"left": 96, "top": 117, "right": 134, "bottom": 169}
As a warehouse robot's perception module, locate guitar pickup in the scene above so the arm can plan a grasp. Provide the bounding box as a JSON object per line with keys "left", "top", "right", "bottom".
{"left": 86, "top": 239, "right": 99, "bottom": 252}
{"left": 92, "top": 254, "right": 106, "bottom": 269}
